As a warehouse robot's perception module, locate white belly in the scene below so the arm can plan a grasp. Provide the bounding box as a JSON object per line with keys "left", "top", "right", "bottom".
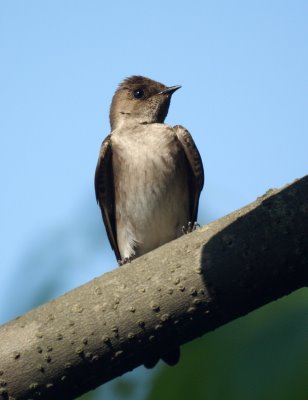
{"left": 111, "top": 124, "right": 189, "bottom": 259}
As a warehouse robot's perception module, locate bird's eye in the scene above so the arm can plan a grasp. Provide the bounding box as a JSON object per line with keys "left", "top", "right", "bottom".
{"left": 133, "top": 88, "right": 145, "bottom": 99}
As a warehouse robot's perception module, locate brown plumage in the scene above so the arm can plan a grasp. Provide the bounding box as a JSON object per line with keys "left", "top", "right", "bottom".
{"left": 95, "top": 76, "right": 204, "bottom": 367}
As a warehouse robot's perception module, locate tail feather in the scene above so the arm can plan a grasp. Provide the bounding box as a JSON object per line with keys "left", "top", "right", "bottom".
{"left": 144, "top": 347, "right": 180, "bottom": 369}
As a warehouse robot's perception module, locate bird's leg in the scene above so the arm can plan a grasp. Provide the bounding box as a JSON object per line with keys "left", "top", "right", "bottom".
{"left": 182, "top": 221, "right": 200, "bottom": 234}
{"left": 118, "top": 256, "right": 133, "bottom": 266}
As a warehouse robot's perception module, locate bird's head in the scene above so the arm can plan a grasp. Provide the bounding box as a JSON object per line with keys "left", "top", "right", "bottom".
{"left": 109, "top": 76, "right": 181, "bottom": 130}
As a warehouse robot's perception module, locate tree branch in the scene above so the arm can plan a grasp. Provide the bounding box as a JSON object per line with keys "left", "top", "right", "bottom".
{"left": 1, "top": 176, "right": 307, "bottom": 400}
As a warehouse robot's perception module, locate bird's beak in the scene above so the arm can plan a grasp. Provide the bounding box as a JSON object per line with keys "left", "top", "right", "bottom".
{"left": 157, "top": 85, "right": 181, "bottom": 96}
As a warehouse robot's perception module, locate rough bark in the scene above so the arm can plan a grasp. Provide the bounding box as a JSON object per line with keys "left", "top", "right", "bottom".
{"left": 0, "top": 176, "right": 307, "bottom": 400}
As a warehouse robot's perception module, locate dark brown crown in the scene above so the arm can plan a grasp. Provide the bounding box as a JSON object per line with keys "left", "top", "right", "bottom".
{"left": 117, "top": 76, "right": 166, "bottom": 94}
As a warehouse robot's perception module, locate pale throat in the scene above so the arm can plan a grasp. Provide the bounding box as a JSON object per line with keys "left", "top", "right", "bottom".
{"left": 112, "top": 111, "right": 156, "bottom": 130}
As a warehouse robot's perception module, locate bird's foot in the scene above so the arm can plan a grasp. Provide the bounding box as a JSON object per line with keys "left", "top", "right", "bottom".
{"left": 182, "top": 221, "right": 200, "bottom": 235}
{"left": 118, "top": 257, "right": 132, "bottom": 266}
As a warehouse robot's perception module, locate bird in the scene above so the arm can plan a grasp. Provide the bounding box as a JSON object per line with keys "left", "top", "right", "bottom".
{"left": 95, "top": 75, "right": 204, "bottom": 367}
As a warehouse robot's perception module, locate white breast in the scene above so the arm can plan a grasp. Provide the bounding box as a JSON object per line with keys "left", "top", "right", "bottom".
{"left": 111, "top": 124, "right": 189, "bottom": 259}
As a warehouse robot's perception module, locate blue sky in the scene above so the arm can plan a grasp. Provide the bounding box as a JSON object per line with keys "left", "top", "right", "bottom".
{"left": 0, "top": 1, "right": 307, "bottom": 322}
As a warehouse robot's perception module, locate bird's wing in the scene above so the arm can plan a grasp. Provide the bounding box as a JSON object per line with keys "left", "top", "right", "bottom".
{"left": 95, "top": 135, "right": 121, "bottom": 260}
{"left": 174, "top": 125, "right": 204, "bottom": 222}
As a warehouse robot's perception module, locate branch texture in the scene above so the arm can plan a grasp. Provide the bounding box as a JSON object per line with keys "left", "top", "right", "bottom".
{"left": 0, "top": 176, "right": 307, "bottom": 400}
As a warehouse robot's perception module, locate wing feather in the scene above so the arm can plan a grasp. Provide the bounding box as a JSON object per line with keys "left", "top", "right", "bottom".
{"left": 174, "top": 125, "right": 204, "bottom": 222}
{"left": 95, "top": 135, "right": 121, "bottom": 260}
